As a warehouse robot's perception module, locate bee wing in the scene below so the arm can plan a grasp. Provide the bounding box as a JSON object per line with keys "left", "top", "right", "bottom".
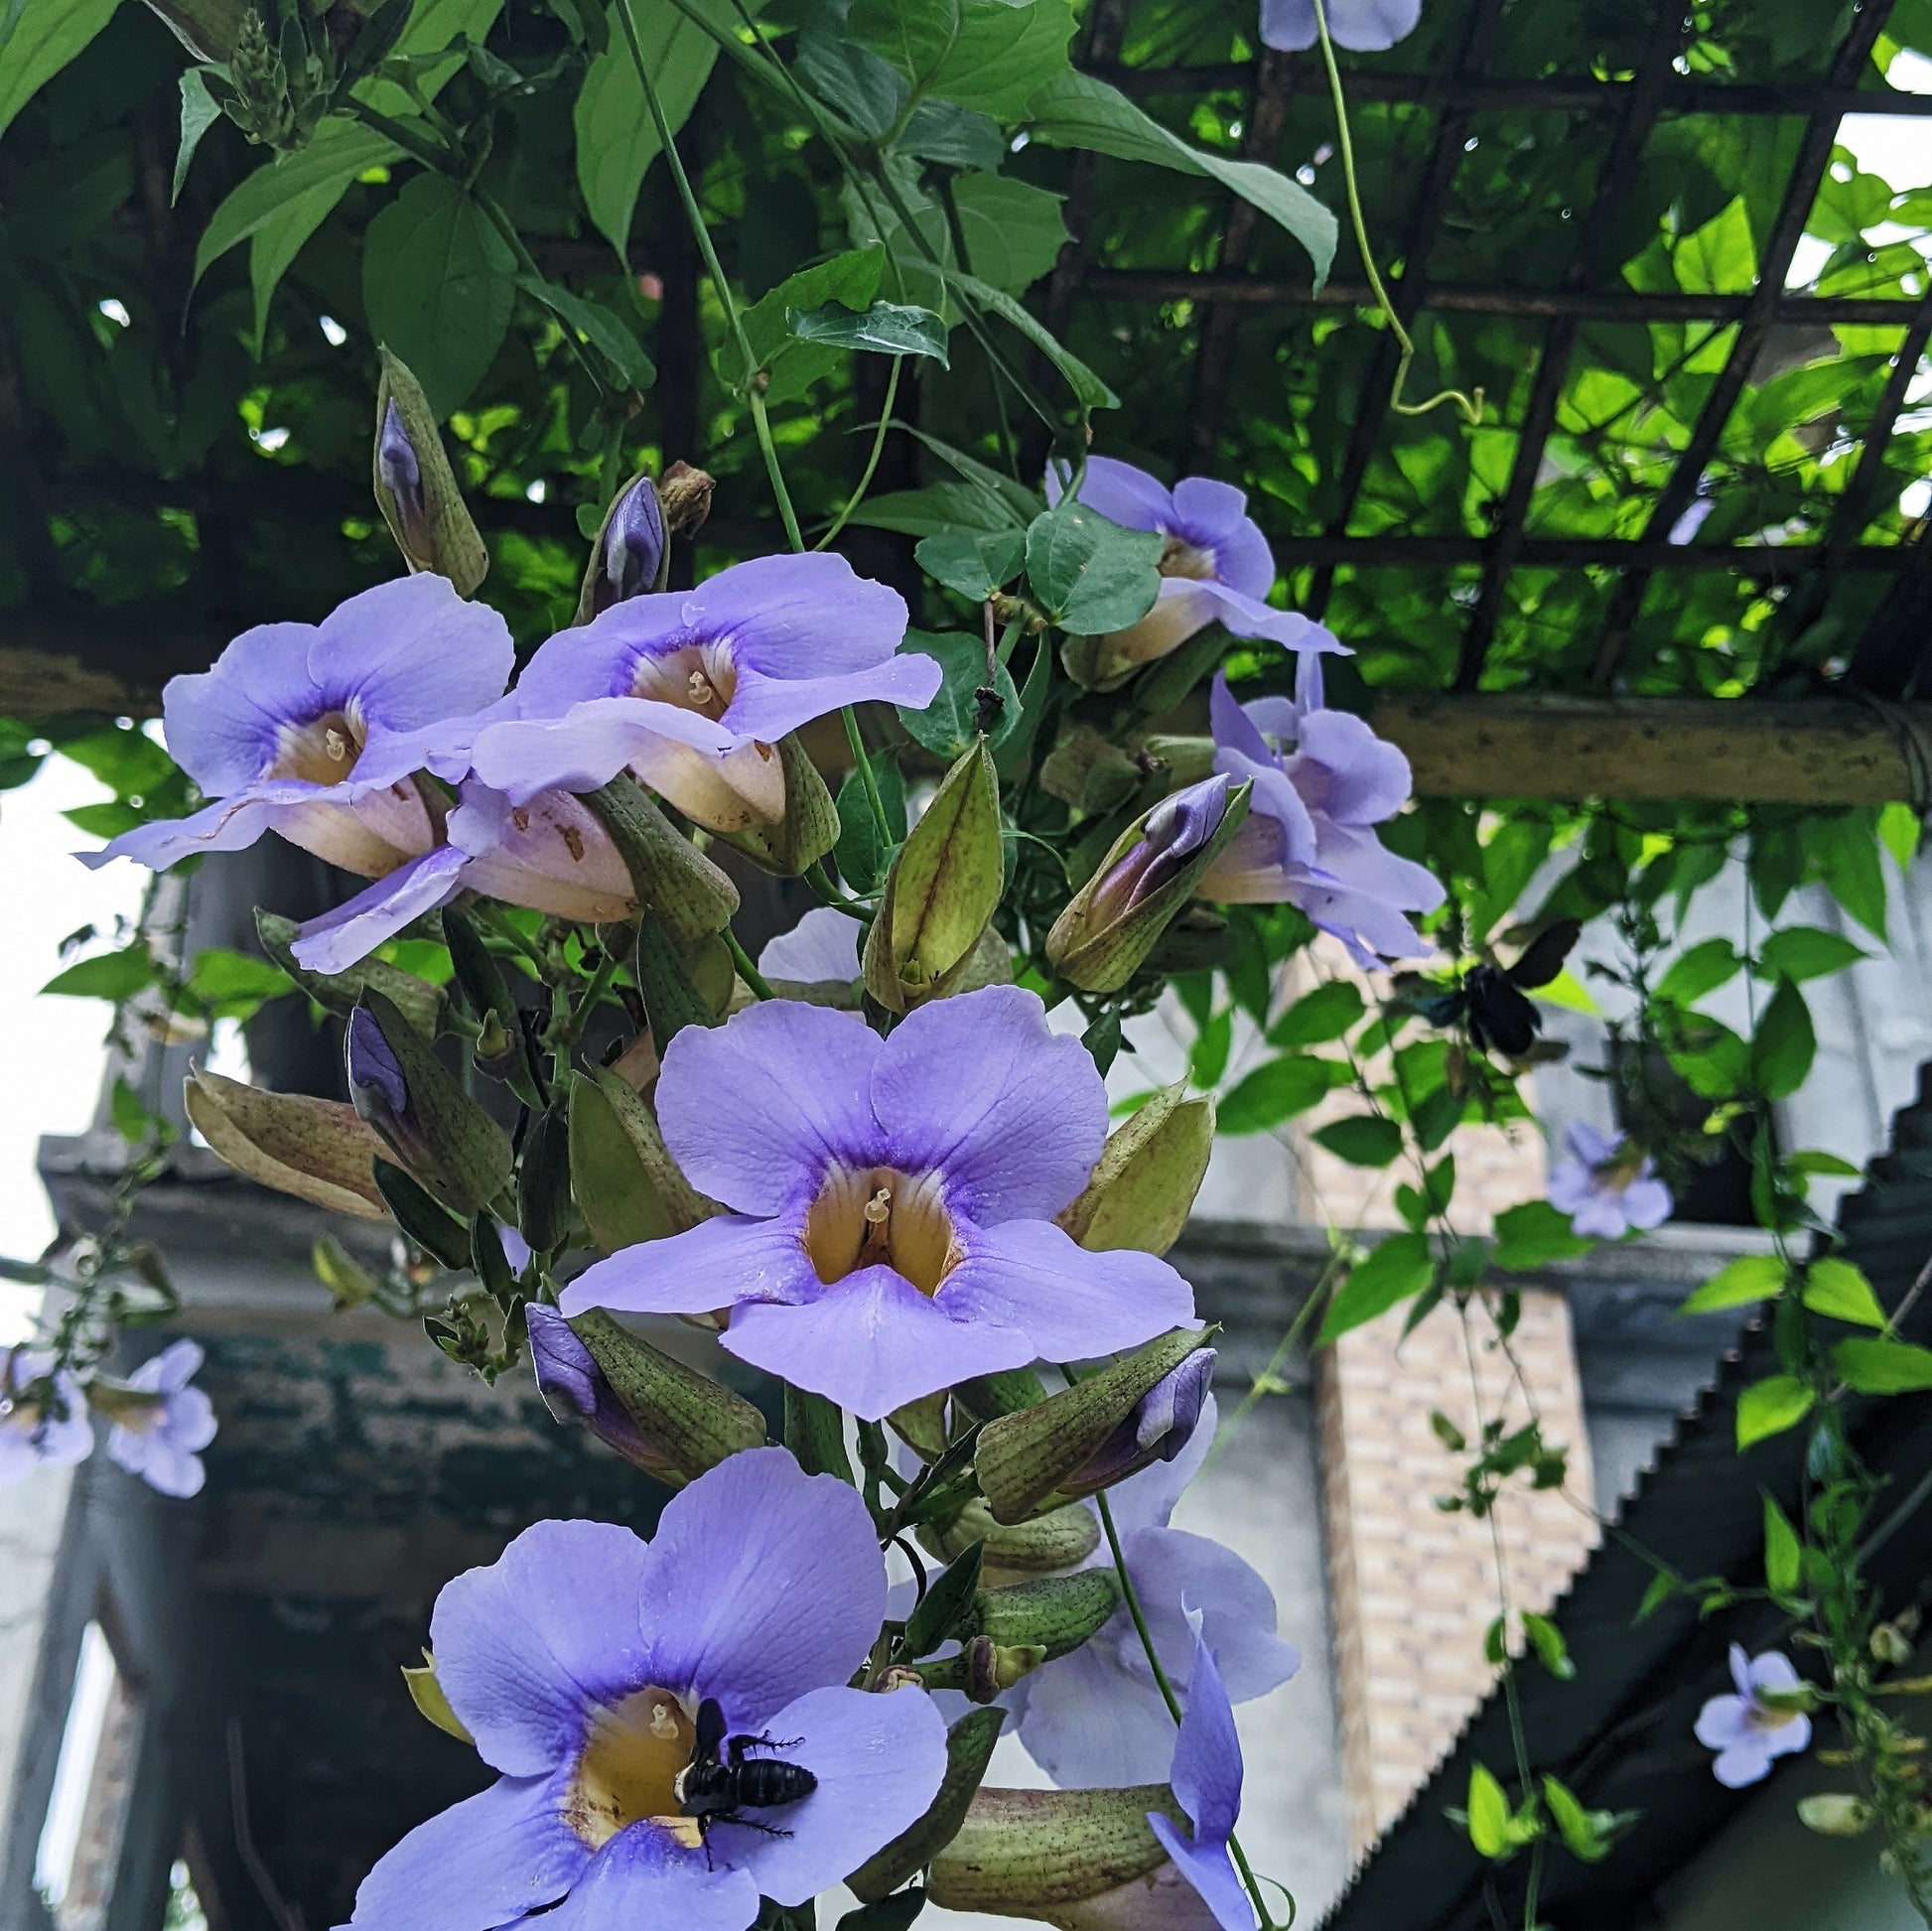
{"left": 1506, "top": 917, "right": 1581, "bottom": 991}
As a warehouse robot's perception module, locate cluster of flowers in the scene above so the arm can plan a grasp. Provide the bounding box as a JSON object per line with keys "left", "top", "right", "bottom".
{"left": 0, "top": 1339, "right": 214, "bottom": 1497}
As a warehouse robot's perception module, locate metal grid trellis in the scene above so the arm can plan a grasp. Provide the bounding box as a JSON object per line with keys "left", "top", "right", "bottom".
{"left": 1058, "top": 0, "right": 1932, "bottom": 700}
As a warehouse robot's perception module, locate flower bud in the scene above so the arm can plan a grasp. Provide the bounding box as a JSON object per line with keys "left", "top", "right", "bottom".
{"left": 371, "top": 348, "right": 488, "bottom": 596}
{"left": 346, "top": 993, "right": 514, "bottom": 1217}
{"left": 657, "top": 460, "right": 714, "bottom": 540}
{"left": 924, "top": 1786, "right": 1190, "bottom": 1922}
{"left": 864, "top": 741, "right": 1004, "bottom": 1014}
{"left": 185, "top": 1066, "right": 391, "bottom": 1222}
{"left": 1799, "top": 1794, "right": 1873, "bottom": 1837}
{"left": 715, "top": 735, "right": 842, "bottom": 877}
{"left": 918, "top": 1635, "right": 1049, "bottom": 1704}
{"left": 969, "top": 1571, "right": 1123, "bottom": 1661}
{"left": 442, "top": 907, "right": 525, "bottom": 1082}
{"left": 313, "top": 1234, "right": 380, "bottom": 1309}
{"left": 567, "top": 1068, "right": 716, "bottom": 1254}
{"left": 1047, "top": 1350, "right": 1214, "bottom": 1508}
{"left": 1047, "top": 776, "right": 1250, "bottom": 994}
{"left": 548, "top": 1306, "right": 766, "bottom": 1484}
{"left": 1057, "top": 1084, "right": 1214, "bottom": 1258}
{"left": 975, "top": 1328, "right": 1209, "bottom": 1526}
{"left": 926, "top": 1499, "right": 1102, "bottom": 1584}
{"left": 848, "top": 1709, "right": 1006, "bottom": 1903}
{"left": 517, "top": 1099, "right": 574, "bottom": 1255}
{"left": 584, "top": 775, "right": 740, "bottom": 956}
{"left": 575, "top": 472, "right": 667, "bottom": 624}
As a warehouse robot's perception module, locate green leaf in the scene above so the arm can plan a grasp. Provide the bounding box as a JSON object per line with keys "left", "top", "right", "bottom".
{"left": 1025, "top": 500, "right": 1162, "bottom": 632}
{"left": 0, "top": 0, "right": 119, "bottom": 144}
{"left": 1802, "top": 1257, "right": 1886, "bottom": 1329}
{"left": 931, "top": 263, "right": 1116, "bottom": 411}
{"left": 1216, "top": 1056, "right": 1337, "bottom": 1135}
{"left": 174, "top": 68, "right": 221, "bottom": 206}
{"left": 513, "top": 275, "right": 655, "bottom": 390}
{"left": 949, "top": 174, "right": 1068, "bottom": 294}
{"left": 1750, "top": 978, "right": 1816, "bottom": 1101}
{"left": 1678, "top": 1252, "right": 1788, "bottom": 1316}
{"left": 1833, "top": 1337, "right": 1932, "bottom": 1395}
{"left": 1736, "top": 1375, "right": 1816, "bottom": 1448}
{"left": 900, "top": 1543, "right": 983, "bottom": 1657}
{"left": 1311, "top": 1115, "right": 1403, "bottom": 1169}
{"left": 186, "top": 947, "right": 293, "bottom": 1022}
{"left": 1674, "top": 195, "right": 1756, "bottom": 295}
{"left": 1785, "top": 1149, "right": 1862, "bottom": 1179}
{"left": 362, "top": 173, "right": 516, "bottom": 418}
{"left": 915, "top": 529, "right": 1026, "bottom": 601}
{"left": 1268, "top": 981, "right": 1364, "bottom": 1048}
{"left": 41, "top": 944, "right": 155, "bottom": 1001}
{"left": 1319, "top": 1232, "right": 1434, "bottom": 1344}
{"left": 1762, "top": 1493, "right": 1802, "bottom": 1595}
{"left": 1879, "top": 800, "right": 1920, "bottom": 871}
{"left": 1757, "top": 925, "right": 1867, "bottom": 984}
{"left": 194, "top": 123, "right": 402, "bottom": 289}
{"left": 1656, "top": 936, "right": 1742, "bottom": 1006}
{"left": 574, "top": 0, "right": 734, "bottom": 257}
{"left": 1492, "top": 1199, "right": 1592, "bottom": 1270}
{"left": 1542, "top": 1776, "right": 1622, "bottom": 1864}
{"left": 1189, "top": 1009, "right": 1232, "bottom": 1089}
{"left": 848, "top": 0, "right": 1074, "bottom": 117}
{"left": 1635, "top": 1572, "right": 1676, "bottom": 1622}
{"left": 1804, "top": 812, "right": 1888, "bottom": 941}
{"left": 1026, "top": 70, "right": 1337, "bottom": 285}
{"left": 1465, "top": 1763, "right": 1512, "bottom": 1861}
{"left": 1521, "top": 1610, "right": 1575, "bottom": 1681}
{"left": 834, "top": 748, "right": 907, "bottom": 895}
{"left": 741, "top": 247, "right": 886, "bottom": 404}
{"left": 896, "top": 630, "right": 1019, "bottom": 760}
{"left": 786, "top": 298, "right": 951, "bottom": 365}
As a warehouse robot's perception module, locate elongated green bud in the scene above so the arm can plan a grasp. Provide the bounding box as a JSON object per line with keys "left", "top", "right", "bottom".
{"left": 927, "top": 1499, "right": 1101, "bottom": 1582}
{"left": 585, "top": 775, "right": 739, "bottom": 954}
{"left": 1046, "top": 777, "right": 1250, "bottom": 995}
{"left": 373, "top": 348, "right": 488, "bottom": 595}
{"left": 924, "top": 1786, "right": 1187, "bottom": 1918}
{"left": 1058, "top": 1084, "right": 1214, "bottom": 1257}
{"left": 517, "top": 1098, "right": 574, "bottom": 1254}
{"left": 185, "top": 1068, "right": 390, "bottom": 1222}
{"left": 849, "top": 1709, "right": 1006, "bottom": 1903}
{"left": 567, "top": 1068, "right": 715, "bottom": 1255}
{"left": 864, "top": 741, "right": 1004, "bottom": 1014}
{"left": 975, "top": 1329, "right": 1207, "bottom": 1526}
{"left": 969, "top": 1572, "right": 1122, "bottom": 1661}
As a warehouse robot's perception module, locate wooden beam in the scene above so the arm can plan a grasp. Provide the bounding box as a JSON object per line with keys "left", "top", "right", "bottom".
{"left": 1368, "top": 695, "right": 1932, "bottom": 804}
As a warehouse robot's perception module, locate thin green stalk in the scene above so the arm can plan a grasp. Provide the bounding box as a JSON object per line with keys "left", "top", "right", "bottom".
{"left": 805, "top": 861, "right": 875, "bottom": 919}
{"left": 842, "top": 706, "right": 894, "bottom": 847}
{"left": 724, "top": 928, "right": 775, "bottom": 1002}
{"left": 1310, "top": 0, "right": 1480, "bottom": 426}
{"left": 817, "top": 358, "right": 903, "bottom": 550}
{"left": 613, "top": 0, "right": 804, "bottom": 549}
{"left": 1202, "top": 1253, "right": 1339, "bottom": 1471}
{"left": 1094, "top": 1488, "right": 1282, "bottom": 1931}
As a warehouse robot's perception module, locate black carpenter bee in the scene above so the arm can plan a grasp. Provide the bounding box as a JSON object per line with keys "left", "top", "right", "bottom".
{"left": 1407, "top": 919, "right": 1581, "bottom": 1057}
{"left": 674, "top": 1697, "right": 817, "bottom": 1862}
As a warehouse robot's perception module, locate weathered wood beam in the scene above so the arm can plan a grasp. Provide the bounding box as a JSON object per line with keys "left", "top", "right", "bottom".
{"left": 1368, "top": 695, "right": 1932, "bottom": 804}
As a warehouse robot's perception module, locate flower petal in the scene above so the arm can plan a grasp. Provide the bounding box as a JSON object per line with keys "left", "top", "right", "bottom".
{"left": 657, "top": 1002, "right": 882, "bottom": 1215}
{"left": 162, "top": 621, "right": 325, "bottom": 794}
{"left": 869, "top": 986, "right": 1107, "bottom": 1224}
{"left": 683, "top": 553, "right": 909, "bottom": 681}
{"left": 430, "top": 1520, "right": 655, "bottom": 1776}
{"left": 720, "top": 653, "right": 943, "bottom": 747}
{"left": 1171, "top": 1634, "right": 1243, "bottom": 1847}
{"left": 79, "top": 791, "right": 284, "bottom": 873}
{"left": 759, "top": 907, "right": 861, "bottom": 984}
{"left": 1293, "top": 710, "right": 1415, "bottom": 824}
{"left": 345, "top": 1769, "right": 588, "bottom": 1931}
{"left": 471, "top": 699, "right": 735, "bottom": 806}
{"left": 1747, "top": 1650, "right": 1802, "bottom": 1696}
{"left": 1124, "top": 1528, "right": 1300, "bottom": 1707}
{"left": 1711, "top": 1740, "right": 1776, "bottom": 1789}
{"left": 1188, "top": 582, "right": 1346, "bottom": 654}
{"left": 1148, "top": 1817, "right": 1257, "bottom": 1931}
{"left": 1054, "top": 456, "right": 1175, "bottom": 532}
{"left": 1569, "top": 1195, "right": 1632, "bottom": 1241}
{"left": 560, "top": 1217, "right": 817, "bottom": 1321}
{"left": 1545, "top": 1162, "right": 1595, "bottom": 1215}
{"left": 642, "top": 1448, "right": 887, "bottom": 1720}
{"left": 714, "top": 1684, "right": 948, "bottom": 1905}
{"left": 1620, "top": 1176, "right": 1674, "bottom": 1231}
{"left": 529, "top": 1823, "right": 757, "bottom": 1931}
{"left": 1016, "top": 1637, "right": 1184, "bottom": 1788}
{"left": 1109, "top": 1394, "right": 1219, "bottom": 1536}
{"left": 292, "top": 845, "right": 472, "bottom": 973}
{"left": 941, "top": 1219, "right": 1195, "bottom": 1367}
{"left": 105, "top": 1428, "right": 206, "bottom": 1498}
{"left": 1695, "top": 1694, "right": 1750, "bottom": 1751}
{"left": 721, "top": 1269, "right": 1037, "bottom": 1421}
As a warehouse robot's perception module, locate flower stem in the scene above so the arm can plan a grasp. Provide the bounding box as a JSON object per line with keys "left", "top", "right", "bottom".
{"left": 1094, "top": 1488, "right": 1281, "bottom": 1931}
{"left": 843, "top": 706, "right": 894, "bottom": 850}
{"left": 724, "top": 928, "right": 775, "bottom": 1002}
{"left": 817, "top": 356, "right": 903, "bottom": 550}
{"left": 1310, "top": 0, "right": 1481, "bottom": 427}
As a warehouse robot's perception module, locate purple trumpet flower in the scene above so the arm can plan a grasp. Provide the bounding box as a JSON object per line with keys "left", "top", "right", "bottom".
{"left": 343, "top": 1449, "right": 947, "bottom": 1931}
{"left": 1199, "top": 660, "right": 1444, "bottom": 966}
{"left": 1087, "top": 777, "right": 1234, "bottom": 928}
{"left": 758, "top": 907, "right": 862, "bottom": 987}
{"left": 101, "top": 1339, "right": 216, "bottom": 1498}
{"left": 1008, "top": 1397, "right": 1300, "bottom": 1788}
{"left": 1045, "top": 458, "right": 1345, "bottom": 676}
{"left": 559, "top": 987, "right": 1196, "bottom": 1421}
{"left": 287, "top": 781, "right": 638, "bottom": 975}
{"left": 525, "top": 1306, "right": 667, "bottom": 1477}
{"left": 1261, "top": 0, "right": 1421, "bottom": 51}
{"left": 0, "top": 1352, "right": 92, "bottom": 1486}
{"left": 79, "top": 576, "right": 514, "bottom": 882}
{"left": 1695, "top": 1646, "right": 1812, "bottom": 1788}
{"left": 1547, "top": 1125, "right": 1672, "bottom": 1240}
{"left": 1148, "top": 1630, "right": 1256, "bottom": 1931}
{"left": 470, "top": 554, "right": 940, "bottom": 834}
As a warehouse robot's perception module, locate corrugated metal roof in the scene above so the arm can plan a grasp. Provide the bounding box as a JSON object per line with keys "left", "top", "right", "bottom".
{"left": 1320, "top": 1062, "right": 1932, "bottom": 1931}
